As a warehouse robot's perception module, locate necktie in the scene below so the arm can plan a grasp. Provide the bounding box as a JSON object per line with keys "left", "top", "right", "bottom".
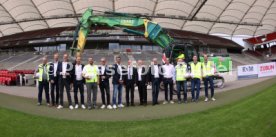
{"left": 128, "top": 67, "right": 132, "bottom": 79}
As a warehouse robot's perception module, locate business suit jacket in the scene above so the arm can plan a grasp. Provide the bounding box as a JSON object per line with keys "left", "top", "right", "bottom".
{"left": 71, "top": 63, "right": 85, "bottom": 83}
{"left": 136, "top": 66, "right": 149, "bottom": 84}
{"left": 57, "top": 62, "right": 73, "bottom": 82}
{"left": 123, "top": 66, "right": 137, "bottom": 85}
{"left": 98, "top": 65, "right": 112, "bottom": 83}
{"left": 148, "top": 64, "right": 163, "bottom": 82}
{"left": 49, "top": 61, "right": 61, "bottom": 81}
{"left": 111, "top": 64, "right": 125, "bottom": 84}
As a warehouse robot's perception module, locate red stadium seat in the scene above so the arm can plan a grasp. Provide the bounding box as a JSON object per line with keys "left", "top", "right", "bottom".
{"left": 5, "top": 78, "right": 11, "bottom": 86}
{"left": 0, "top": 77, "right": 3, "bottom": 85}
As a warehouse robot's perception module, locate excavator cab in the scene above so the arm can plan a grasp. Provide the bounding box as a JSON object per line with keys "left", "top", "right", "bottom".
{"left": 164, "top": 41, "right": 201, "bottom": 65}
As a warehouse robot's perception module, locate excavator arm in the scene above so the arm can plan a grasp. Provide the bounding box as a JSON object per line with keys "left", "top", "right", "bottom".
{"left": 71, "top": 8, "right": 173, "bottom": 57}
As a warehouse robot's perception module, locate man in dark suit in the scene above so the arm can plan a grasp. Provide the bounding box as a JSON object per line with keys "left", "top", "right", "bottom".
{"left": 111, "top": 56, "right": 125, "bottom": 109}
{"left": 98, "top": 57, "right": 112, "bottom": 109}
{"left": 149, "top": 58, "right": 163, "bottom": 105}
{"left": 57, "top": 53, "right": 74, "bottom": 109}
{"left": 124, "top": 60, "right": 137, "bottom": 107}
{"left": 71, "top": 56, "right": 86, "bottom": 109}
{"left": 49, "top": 53, "right": 61, "bottom": 107}
{"left": 136, "top": 60, "right": 149, "bottom": 106}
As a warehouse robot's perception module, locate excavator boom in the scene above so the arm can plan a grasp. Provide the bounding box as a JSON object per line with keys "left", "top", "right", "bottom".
{"left": 71, "top": 8, "right": 173, "bottom": 56}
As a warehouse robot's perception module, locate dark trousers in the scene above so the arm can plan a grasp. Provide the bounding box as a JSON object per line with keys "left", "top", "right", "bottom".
{"left": 125, "top": 80, "right": 135, "bottom": 105}
{"left": 86, "top": 82, "right": 98, "bottom": 107}
{"left": 204, "top": 76, "right": 214, "bottom": 98}
{"left": 38, "top": 80, "right": 49, "bottom": 104}
{"left": 50, "top": 77, "right": 59, "bottom": 105}
{"left": 163, "top": 78, "right": 173, "bottom": 101}
{"left": 191, "top": 78, "right": 201, "bottom": 101}
{"left": 99, "top": 81, "right": 110, "bottom": 105}
{"left": 59, "top": 78, "right": 72, "bottom": 106}
{"left": 137, "top": 81, "right": 147, "bottom": 105}
{"left": 74, "top": 80, "right": 84, "bottom": 105}
{"left": 176, "top": 81, "right": 187, "bottom": 101}
{"left": 152, "top": 78, "right": 160, "bottom": 105}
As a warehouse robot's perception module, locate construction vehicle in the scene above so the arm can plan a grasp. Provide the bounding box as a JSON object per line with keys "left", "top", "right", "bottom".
{"left": 71, "top": 8, "right": 231, "bottom": 88}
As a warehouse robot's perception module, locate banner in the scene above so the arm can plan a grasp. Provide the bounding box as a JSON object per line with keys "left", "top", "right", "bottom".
{"left": 258, "top": 62, "right": 276, "bottom": 78}
{"left": 237, "top": 64, "right": 258, "bottom": 79}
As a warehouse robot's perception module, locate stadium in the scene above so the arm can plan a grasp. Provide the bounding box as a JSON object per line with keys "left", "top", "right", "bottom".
{"left": 0, "top": 0, "right": 275, "bottom": 137}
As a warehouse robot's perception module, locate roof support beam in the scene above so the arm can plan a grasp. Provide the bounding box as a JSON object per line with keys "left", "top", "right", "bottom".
{"left": 29, "top": 0, "right": 50, "bottom": 28}
{"left": 230, "top": 0, "right": 258, "bottom": 37}
{"left": 0, "top": 30, "right": 4, "bottom": 36}
{"left": 190, "top": 0, "right": 208, "bottom": 20}
{"left": 112, "top": 0, "right": 115, "bottom": 12}
{"left": 252, "top": 0, "right": 275, "bottom": 36}
{"left": 0, "top": 13, "right": 262, "bottom": 26}
{"left": 151, "top": 0, "right": 159, "bottom": 16}
{"left": 207, "top": 0, "right": 234, "bottom": 34}
{"left": 69, "top": 0, "right": 79, "bottom": 22}
{"left": 0, "top": 3, "right": 24, "bottom": 32}
{"left": 180, "top": 0, "right": 202, "bottom": 30}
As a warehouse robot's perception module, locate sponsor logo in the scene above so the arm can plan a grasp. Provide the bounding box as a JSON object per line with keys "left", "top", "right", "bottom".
{"left": 260, "top": 65, "right": 274, "bottom": 72}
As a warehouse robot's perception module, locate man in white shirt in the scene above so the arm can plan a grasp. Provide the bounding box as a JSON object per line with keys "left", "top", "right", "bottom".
{"left": 49, "top": 53, "right": 61, "bottom": 106}
{"left": 98, "top": 58, "right": 112, "bottom": 109}
{"left": 149, "top": 58, "right": 163, "bottom": 105}
{"left": 111, "top": 56, "right": 125, "bottom": 109}
{"left": 82, "top": 57, "right": 99, "bottom": 110}
{"left": 136, "top": 60, "right": 148, "bottom": 106}
{"left": 72, "top": 56, "right": 86, "bottom": 109}
{"left": 57, "top": 53, "right": 73, "bottom": 110}
{"left": 124, "top": 60, "right": 137, "bottom": 107}
{"left": 162, "top": 58, "right": 175, "bottom": 104}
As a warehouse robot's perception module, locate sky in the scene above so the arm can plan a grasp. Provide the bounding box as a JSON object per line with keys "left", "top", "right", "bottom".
{"left": 212, "top": 34, "right": 252, "bottom": 47}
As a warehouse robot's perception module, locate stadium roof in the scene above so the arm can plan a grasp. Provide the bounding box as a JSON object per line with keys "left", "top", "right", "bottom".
{"left": 0, "top": 0, "right": 275, "bottom": 38}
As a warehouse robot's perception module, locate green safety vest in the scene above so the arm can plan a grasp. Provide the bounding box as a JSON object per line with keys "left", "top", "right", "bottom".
{"left": 202, "top": 61, "right": 214, "bottom": 77}
{"left": 85, "top": 64, "right": 98, "bottom": 83}
{"left": 38, "top": 64, "right": 50, "bottom": 82}
{"left": 175, "top": 64, "right": 187, "bottom": 81}
{"left": 190, "top": 62, "right": 202, "bottom": 79}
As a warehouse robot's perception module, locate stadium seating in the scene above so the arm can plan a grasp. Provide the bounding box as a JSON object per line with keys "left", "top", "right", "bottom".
{"left": 0, "top": 69, "right": 34, "bottom": 86}
{"left": 245, "top": 50, "right": 263, "bottom": 58}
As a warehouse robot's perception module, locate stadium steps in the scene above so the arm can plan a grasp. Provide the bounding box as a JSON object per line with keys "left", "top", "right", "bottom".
{"left": 242, "top": 52, "right": 265, "bottom": 63}
{"left": 0, "top": 56, "right": 13, "bottom": 63}
{"left": 229, "top": 53, "right": 260, "bottom": 65}
{"left": 11, "top": 55, "right": 43, "bottom": 70}
{"left": 125, "top": 54, "right": 135, "bottom": 64}
{"left": 0, "top": 52, "right": 43, "bottom": 70}
{"left": 8, "top": 55, "right": 38, "bottom": 70}
{"left": 0, "top": 53, "right": 28, "bottom": 69}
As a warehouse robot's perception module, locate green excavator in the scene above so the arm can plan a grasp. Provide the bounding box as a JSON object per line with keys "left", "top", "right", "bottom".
{"left": 71, "top": 8, "right": 232, "bottom": 88}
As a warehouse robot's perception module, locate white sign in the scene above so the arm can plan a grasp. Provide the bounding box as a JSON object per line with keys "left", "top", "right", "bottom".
{"left": 237, "top": 64, "right": 258, "bottom": 79}
{"left": 258, "top": 62, "right": 276, "bottom": 78}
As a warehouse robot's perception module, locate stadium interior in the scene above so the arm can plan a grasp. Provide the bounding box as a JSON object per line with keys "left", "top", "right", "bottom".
{"left": 0, "top": 0, "right": 276, "bottom": 136}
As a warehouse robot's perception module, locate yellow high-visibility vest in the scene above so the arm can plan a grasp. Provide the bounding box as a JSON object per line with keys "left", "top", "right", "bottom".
{"left": 175, "top": 64, "right": 187, "bottom": 81}
{"left": 190, "top": 62, "right": 202, "bottom": 79}
{"left": 202, "top": 61, "right": 214, "bottom": 77}
{"left": 85, "top": 64, "right": 98, "bottom": 83}
{"left": 38, "top": 64, "right": 50, "bottom": 82}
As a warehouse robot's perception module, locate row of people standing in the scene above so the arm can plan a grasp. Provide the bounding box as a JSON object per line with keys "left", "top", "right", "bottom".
{"left": 36, "top": 53, "right": 216, "bottom": 110}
